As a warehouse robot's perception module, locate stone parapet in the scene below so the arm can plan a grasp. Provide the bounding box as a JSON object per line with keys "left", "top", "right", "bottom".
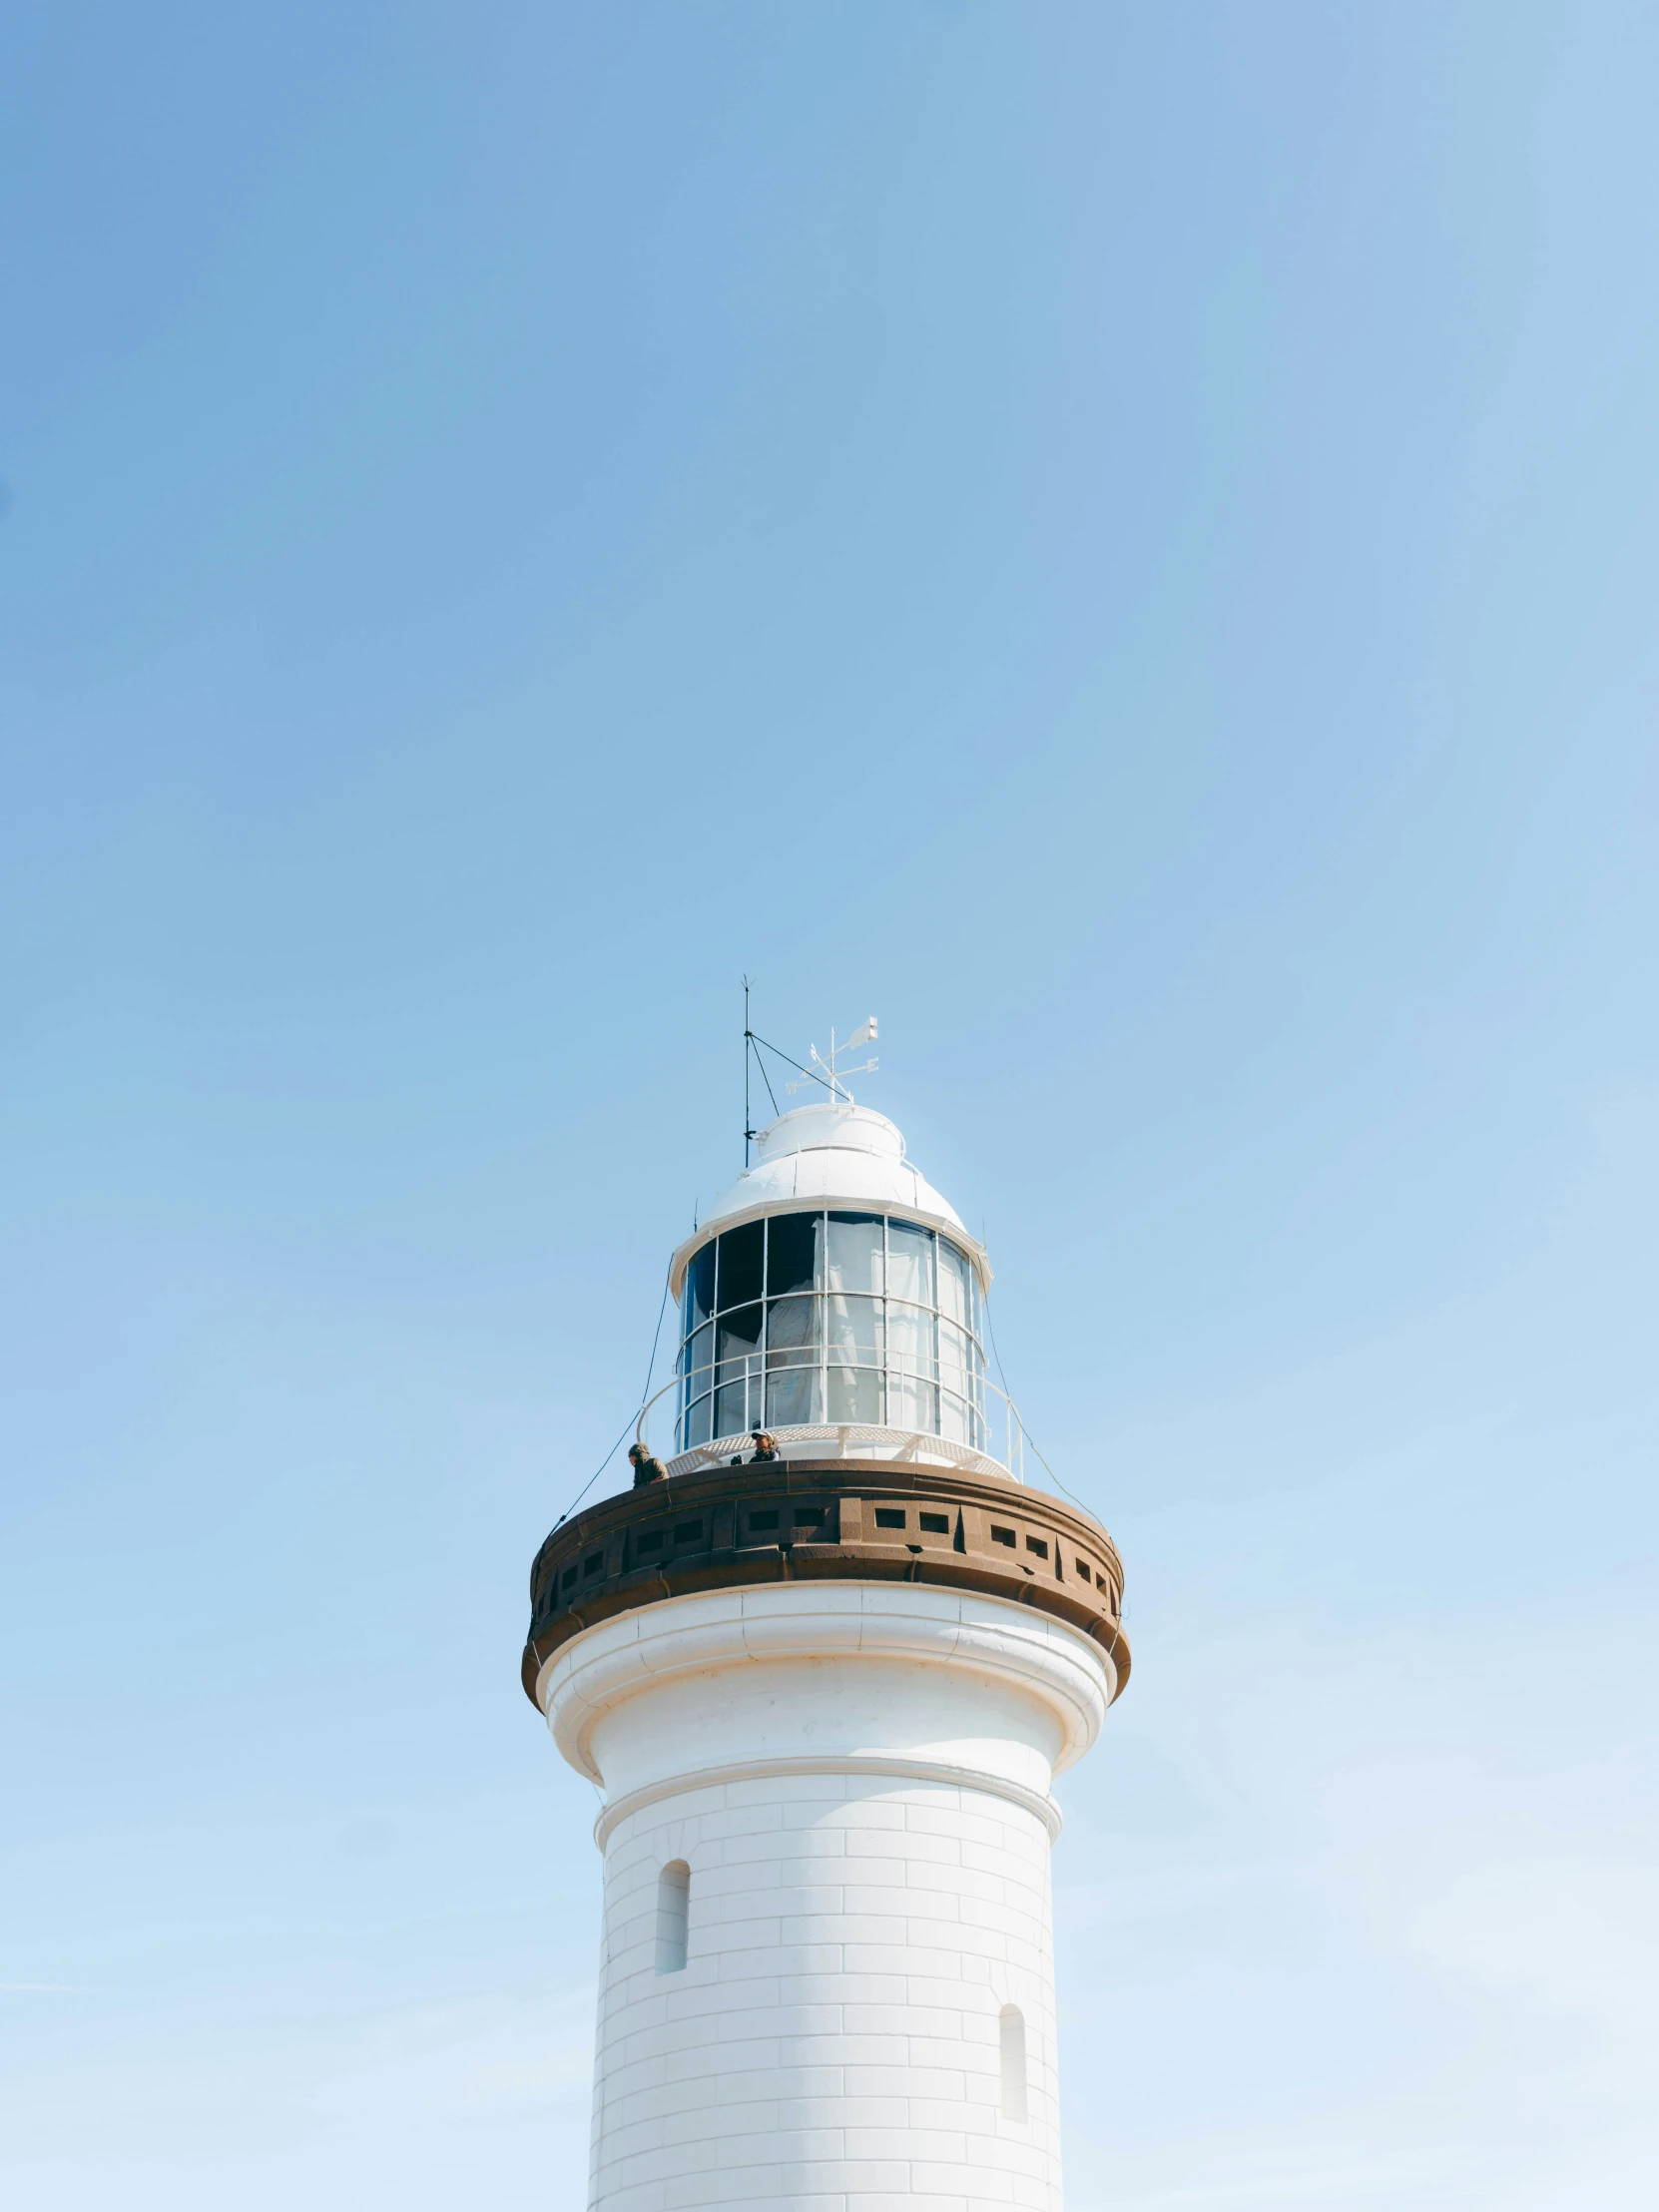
{"left": 523, "top": 1458, "right": 1129, "bottom": 1706}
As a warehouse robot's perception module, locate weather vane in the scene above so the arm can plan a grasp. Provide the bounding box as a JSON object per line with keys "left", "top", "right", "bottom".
{"left": 787, "top": 1016, "right": 878, "bottom": 1106}
{"left": 742, "top": 986, "right": 881, "bottom": 1164}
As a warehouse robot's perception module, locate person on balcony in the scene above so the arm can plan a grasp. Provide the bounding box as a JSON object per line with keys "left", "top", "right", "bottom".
{"left": 628, "top": 1442, "right": 669, "bottom": 1486}
{"left": 749, "top": 1431, "right": 782, "bottom": 1463}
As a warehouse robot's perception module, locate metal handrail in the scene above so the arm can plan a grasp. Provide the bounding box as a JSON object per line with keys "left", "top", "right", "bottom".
{"left": 664, "top": 1354, "right": 991, "bottom": 1453}
{"left": 673, "top": 1341, "right": 983, "bottom": 1388}
{"left": 631, "top": 1367, "right": 1028, "bottom": 1481}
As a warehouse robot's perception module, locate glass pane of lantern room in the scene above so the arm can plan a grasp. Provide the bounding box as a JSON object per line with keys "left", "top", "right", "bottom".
{"left": 886, "top": 1221, "right": 935, "bottom": 1308}
{"left": 764, "top": 1294, "right": 820, "bottom": 1427}
{"left": 886, "top": 1301, "right": 935, "bottom": 1378}
{"left": 684, "top": 1392, "right": 713, "bottom": 1447}
{"left": 827, "top": 1296, "right": 881, "bottom": 1424}
{"left": 826, "top": 1294, "right": 880, "bottom": 1360}
{"left": 717, "top": 1221, "right": 764, "bottom": 1312}
{"left": 888, "top": 1372, "right": 937, "bottom": 1432}
{"left": 766, "top": 1363, "right": 820, "bottom": 1425}
{"left": 765, "top": 1294, "right": 817, "bottom": 1360}
{"left": 686, "top": 1244, "right": 717, "bottom": 1333}
{"left": 715, "top": 1302, "right": 763, "bottom": 1440}
{"left": 937, "top": 1331, "right": 973, "bottom": 1441}
{"left": 937, "top": 1320, "right": 971, "bottom": 1397}
{"left": 937, "top": 1240, "right": 971, "bottom": 1328}
{"left": 827, "top": 1365, "right": 880, "bottom": 1421}
{"left": 717, "top": 1303, "right": 763, "bottom": 1377}
{"left": 937, "top": 1378, "right": 972, "bottom": 1443}
{"left": 684, "top": 1322, "right": 715, "bottom": 1399}
{"left": 766, "top": 1211, "right": 819, "bottom": 1296}
{"left": 714, "top": 1381, "right": 756, "bottom": 1439}
{"left": 826, "top": 1214, "right": 883, "bottom": 1296}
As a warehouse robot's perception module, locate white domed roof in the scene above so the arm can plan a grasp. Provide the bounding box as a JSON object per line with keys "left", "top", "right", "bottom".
{"left": 669, "top": 1102, "right": 990, "bottom": 1296}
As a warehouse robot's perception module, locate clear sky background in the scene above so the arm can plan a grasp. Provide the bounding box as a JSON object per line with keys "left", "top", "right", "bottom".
{"left": 3, "top": 5, "right": 1656, "bottom": 2207}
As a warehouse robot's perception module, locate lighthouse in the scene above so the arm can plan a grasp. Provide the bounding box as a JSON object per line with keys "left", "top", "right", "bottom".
{"left": 523, "top": 1079, "right": 1129, "bottom": 2212}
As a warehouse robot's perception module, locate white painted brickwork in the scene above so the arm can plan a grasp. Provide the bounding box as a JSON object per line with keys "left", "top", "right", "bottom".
{"left": 539, "top": 1585, "right": 1115, "bottom": 2212}
{"left": 592, "top": 1773, "right": 1059, "bottom": 2212}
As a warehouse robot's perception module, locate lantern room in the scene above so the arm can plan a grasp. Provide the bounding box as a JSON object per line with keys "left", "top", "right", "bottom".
{"left": 660, "top": 1102, "right": 1019, "bottom": 1477}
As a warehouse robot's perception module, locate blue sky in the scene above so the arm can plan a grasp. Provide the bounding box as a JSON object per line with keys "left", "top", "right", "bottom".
{"left": 3, "top": 4, "right": 1656, "bottom": 2206}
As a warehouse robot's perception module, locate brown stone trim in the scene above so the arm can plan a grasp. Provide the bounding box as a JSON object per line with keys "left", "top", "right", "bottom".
{"left": 522, "top": 1459, "right": 1130, "bottom": 1707}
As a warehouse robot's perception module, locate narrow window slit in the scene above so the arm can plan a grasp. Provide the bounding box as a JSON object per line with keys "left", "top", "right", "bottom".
{"left": 999, "top": 2004, "right": 1027, "bottom": 2120}
{"left": 656, "top": 1861, "right": 690, "bottom": 1974}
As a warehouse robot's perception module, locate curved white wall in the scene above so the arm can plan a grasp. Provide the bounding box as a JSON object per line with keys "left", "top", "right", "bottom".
{"left": 539, "top": 1585, "right": 1113, "bottom": 2212}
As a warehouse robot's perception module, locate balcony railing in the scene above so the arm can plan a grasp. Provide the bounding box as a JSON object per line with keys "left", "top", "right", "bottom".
{"left": 632, "top": 1364, "right": 1030, "bottom": 1484}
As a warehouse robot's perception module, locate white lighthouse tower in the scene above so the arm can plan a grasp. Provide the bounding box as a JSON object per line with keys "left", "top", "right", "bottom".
{"left": 523, "top": 1084, "right": 1129, "bottom": 2212}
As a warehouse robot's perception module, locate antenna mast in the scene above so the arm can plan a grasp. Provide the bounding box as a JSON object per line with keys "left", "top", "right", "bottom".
{"left": 743, "top": 975, "right": 756, "bottom": 1167}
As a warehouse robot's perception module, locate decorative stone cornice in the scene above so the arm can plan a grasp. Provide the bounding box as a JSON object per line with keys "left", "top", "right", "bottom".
{"left": 522, "top": 1458, "right": 1129, "bottom": 1706}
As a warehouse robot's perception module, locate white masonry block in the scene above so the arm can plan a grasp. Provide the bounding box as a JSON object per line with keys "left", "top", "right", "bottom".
{"left": 536, "top": 1582, "right": 1114, "bottom": 2212}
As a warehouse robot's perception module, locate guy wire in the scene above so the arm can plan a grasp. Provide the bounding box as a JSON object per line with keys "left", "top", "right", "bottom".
{"left": 553, "top": 1265, "right": 674, "bottom": 1529}
{"left": 979, "top": 1232, "right": 1095, "bottom": 1517}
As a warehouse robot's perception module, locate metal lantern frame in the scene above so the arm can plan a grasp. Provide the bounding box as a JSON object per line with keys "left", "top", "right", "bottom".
{"left": 673, "top": 1209, "right": 991, "bottom": 1457}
